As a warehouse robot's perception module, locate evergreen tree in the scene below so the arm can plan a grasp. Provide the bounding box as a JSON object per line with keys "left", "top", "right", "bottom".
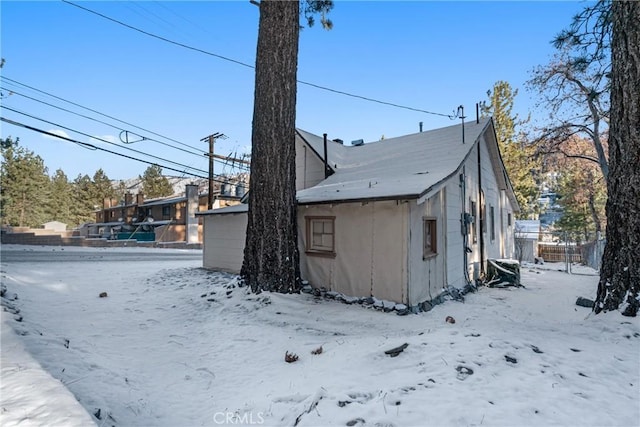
{"left": 595, "top": 1, "right": 640, "bottom": 316}
{"left": 481, "top": 81, "right": 540, "bottom": 218}
{"left": 557, "top": 0, "right": 640, "bottom": 316}
{"left": 241, "top": 0, "right": 333, "bottom": 294}
{"left": 139, "top": 165, "right": 173, "bottom": 199}
{"left": 49, "top": 169, "right": 73, "bottom": 225}
{"left": 91, "top": 168, "right": 116, "bottom": 207}
{"left": 114, "top": 180, "right": 129, "bottom": 205}
{"left": 1, "top": 137, "right": 50, "bottom": 227}
{"left": 70, "top": 174, "right": 96, "bottom": 226}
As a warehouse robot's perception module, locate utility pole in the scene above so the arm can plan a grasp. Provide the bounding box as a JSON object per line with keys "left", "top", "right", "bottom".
{"left": 201, "top": 132, "right": 225, "bottom": 210}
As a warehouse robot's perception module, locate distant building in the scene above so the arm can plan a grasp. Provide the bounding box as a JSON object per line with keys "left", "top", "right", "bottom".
{"left": 92, "top": 182, "right": 245, "bottom": 243}
{"left": 514, "top": 220, "right": 541, "bottom": 262}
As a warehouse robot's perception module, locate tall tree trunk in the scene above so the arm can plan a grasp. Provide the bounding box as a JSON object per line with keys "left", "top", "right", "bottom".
{"left": 594, "top": 1, "right": 640, "bottom": 316}
{"left": 241, "top": 0, "right": 301, "bottom": 293}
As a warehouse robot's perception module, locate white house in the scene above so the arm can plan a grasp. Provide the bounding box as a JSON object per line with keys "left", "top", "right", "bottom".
{"left": 197, "top": 117, "right": 519, "bottom": 309}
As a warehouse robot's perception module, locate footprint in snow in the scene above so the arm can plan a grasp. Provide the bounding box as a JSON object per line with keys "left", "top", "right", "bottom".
{"left": 456, "top": 365, "right": 474, "bottom": 380}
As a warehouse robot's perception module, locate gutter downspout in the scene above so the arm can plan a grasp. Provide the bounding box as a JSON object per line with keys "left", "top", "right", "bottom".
{"left": 477, "top": 141, "right": 485, "bottom": 278}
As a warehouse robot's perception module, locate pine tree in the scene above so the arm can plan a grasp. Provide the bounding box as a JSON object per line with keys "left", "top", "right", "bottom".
{"left": 49, "top": 169, "right": 73, "bottom": 225}
{"left": 91, "top": 168, "right": 116, "bottom": 208}
{"left": 70, "top": 174, "right": 96, "bottom": 226}
{"left": 139, "top": 165, "right": 173, "bottom": 199}
{"left": 241, "top": 0, "right": 333, "bottom": 293}
{"left": 595, "top": 1, "right": 640, "bottom": 316}
{"left": 481, "top": 81, "right": 540, "bottom": 218}
{"left": 1, "top": 137, "right": 50, "bottom": 227}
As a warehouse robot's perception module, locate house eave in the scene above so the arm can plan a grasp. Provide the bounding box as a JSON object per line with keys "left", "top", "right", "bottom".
{"left": 298, "top": 193, "right": 419, "bottom": 206}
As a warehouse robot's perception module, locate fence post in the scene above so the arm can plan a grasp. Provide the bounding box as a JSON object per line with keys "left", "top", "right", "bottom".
{"left": 564, "top": 232, "right": 570, "bottom": 274}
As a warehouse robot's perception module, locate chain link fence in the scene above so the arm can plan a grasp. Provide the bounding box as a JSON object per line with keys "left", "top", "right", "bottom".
{"left": 522, "top": 231, "right": 605, "bottom": 273}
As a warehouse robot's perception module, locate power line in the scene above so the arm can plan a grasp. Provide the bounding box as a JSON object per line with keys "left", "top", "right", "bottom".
{"left": 2, "top": 105, "right": 211, "bottom": 176}
{"left": 1, "top": 78, "right": 250, "bottom": 172}
{"left": 2, "top": 76, "right": 211, "bottom": 156}
{"left": 1, "top": 117, "right": 245, "bottom": 188}
{"left": 62, "top": 0, "right": 458, "bottom": 119}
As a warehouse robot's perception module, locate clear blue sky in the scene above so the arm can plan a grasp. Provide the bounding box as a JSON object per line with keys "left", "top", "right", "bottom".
{"left": 1, "top": 1, "right": 593, "bottom": 180}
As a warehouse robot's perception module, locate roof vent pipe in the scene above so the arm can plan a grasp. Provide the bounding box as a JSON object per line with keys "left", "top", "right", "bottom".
{"left": 419, "top": 121, "right": 423, "bottom": 132}
{"left": 458, "top": 105, "right": 466, "bottom": 144}
{"left": 476, "top": 103, "right": 480, "bottom": 124}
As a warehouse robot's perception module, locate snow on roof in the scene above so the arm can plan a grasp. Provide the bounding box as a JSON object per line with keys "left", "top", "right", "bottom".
{"left": 196, "top": 203, "right": 249, "bottom": 216}
{"left": 515, "top": 220, "right": 541, "bottom": 239}
{"left": 296, "top": 118, "right": 492, "bottom": 204}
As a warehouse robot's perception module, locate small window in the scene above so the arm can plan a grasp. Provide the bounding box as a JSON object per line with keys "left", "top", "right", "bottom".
{"left": 305, "top": 216, "right": 335, "bottom": 256}
{"left": 423, "top": 218, "right": 437, "bottom": 259}
{"left": 508, "top": 212, "right": 512, "bottom": 227}
{"left": 490, "top": 206, "right": 495, "bottom": 241}
{"left": 162, "top": 205, "right": 171, "bottom": 219}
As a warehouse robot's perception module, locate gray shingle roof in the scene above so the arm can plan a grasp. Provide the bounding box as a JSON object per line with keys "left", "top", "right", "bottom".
{"left": 296, "top": 117, "right": 493, "bottom": 204}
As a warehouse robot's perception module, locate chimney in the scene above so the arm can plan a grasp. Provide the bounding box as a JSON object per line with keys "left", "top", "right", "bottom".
{"left": 185, "top": 184, "right": 199, "bottom": 244}
{"left": 136, "top": 193, "right": 144, "bottom": 206}
{"left": 103, "top": 198, "right": 111, "bottom": 209}
{"left": 323, "top": 133, "right": 329, "bottom": 179}
{"left": 125, "top": 192, "right": 133, "bottom": 206}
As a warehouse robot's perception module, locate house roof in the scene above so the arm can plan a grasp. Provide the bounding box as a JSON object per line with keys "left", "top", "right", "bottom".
{"left": 514, "top": 220, "right": 541, "bottom": 239}
{"left": 296, "top": 117, "right": 517, "bottom": 206}
{"left": 198, "top": 117, "right": 519, "bottom": 215}
{"left": 196, "top": 204, "right": 249, "bottom": 216}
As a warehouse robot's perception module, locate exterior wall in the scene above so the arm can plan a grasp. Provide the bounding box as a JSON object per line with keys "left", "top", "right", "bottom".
{"left": 407, "top": 192, "right": 446, "bottom": 306}
{"left": 295, "top": 136, "right": 326, "bottom": 191}
{"left": 450, "top": 133, "right": 517, "bottom": 284}
{"left": 478, "top": 136, "right": 504, "bottom": 262}
{"left": 298, "top": 200, "right": 408, "bottom": 303}
{"left": 462, "top": 142, "right": 482, "bottom": 281}
{"left": 155, "top": 223, "right": 203, "bottom": 244}
{"left": 202, "top": 213, "right": 247, "bottom": 273}
{"left": 501, "top": 190, "right": 515, "bottom": 258}
{"left": 445, "top": 177, "right": 466, "bottom": 289}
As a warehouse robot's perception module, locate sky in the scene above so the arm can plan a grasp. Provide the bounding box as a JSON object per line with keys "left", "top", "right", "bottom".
{"left": 2, "top": 244, "right": 639, "bottom": 426}
{"left": 0, "top": 1, "right": 595, "bottom": 181}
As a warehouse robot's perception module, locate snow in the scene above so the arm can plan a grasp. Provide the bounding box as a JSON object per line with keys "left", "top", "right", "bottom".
{"left": 296, "top": 120, "right": 491, "bottom": 204}
{"left": 1, "top": 244, "right": 639, "bottom": 427}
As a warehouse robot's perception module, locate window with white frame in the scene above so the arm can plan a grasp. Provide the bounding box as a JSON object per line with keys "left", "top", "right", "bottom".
{"left": 423, "top": 217, "right": 437, "bottom": 259}
{"left": 305, "top": 216, "right": 335, "bottom": 256}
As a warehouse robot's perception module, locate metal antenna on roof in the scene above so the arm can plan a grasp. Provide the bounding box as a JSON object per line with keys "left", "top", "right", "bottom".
{"left": 458, "top": 105, "right": 466, "bottom": 144}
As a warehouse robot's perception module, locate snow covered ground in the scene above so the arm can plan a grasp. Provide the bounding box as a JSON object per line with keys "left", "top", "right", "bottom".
{"left": 1, "top": 245, "right": 639, "bottom": 427}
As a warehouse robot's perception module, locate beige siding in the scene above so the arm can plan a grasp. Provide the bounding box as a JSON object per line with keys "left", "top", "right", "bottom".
{"left": 202, "top": 214, "right": 247, "bottom": 273}
{"left": 295, "top": 137, "right": 326, "bottom": 191}
{"left": 298, "top": 201, "right": 408, "bottom": 303}
{"left": 445, "top": 179, "right": 467, "bottom": 289}
{"left": 407, "top": 192, "right": 445, "bottom": 305}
